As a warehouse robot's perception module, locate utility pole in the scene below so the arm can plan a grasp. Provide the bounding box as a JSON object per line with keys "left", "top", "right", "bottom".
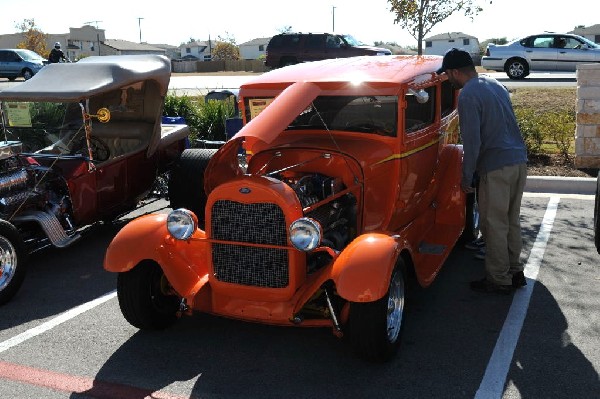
{"left": 332, "top": 6, "right": 336, "bottom": 32}
{"left": 137, "top": 17, "right": 144, "bottom": 43}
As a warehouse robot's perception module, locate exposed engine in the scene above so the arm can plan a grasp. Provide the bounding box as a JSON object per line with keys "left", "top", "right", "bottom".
{"left": 0, "top": 141, "right": 77, "bottom": 251}
{"left": 276, "top": 172, "right": 357, "bottom": 271}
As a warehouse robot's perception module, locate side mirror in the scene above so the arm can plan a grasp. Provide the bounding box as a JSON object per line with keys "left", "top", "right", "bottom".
{"left": 408, "top": 88, "right": 429, "bottom": 104}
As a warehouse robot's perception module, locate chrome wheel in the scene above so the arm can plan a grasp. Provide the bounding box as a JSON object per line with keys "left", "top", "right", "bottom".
{"left": 386, "top": 269, "right": 405, "bottom": 343}
{"left": 0, "top": 236, "right": 18, "bottom": 292}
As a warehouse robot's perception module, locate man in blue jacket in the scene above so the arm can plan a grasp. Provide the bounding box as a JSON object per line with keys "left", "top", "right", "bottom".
{"left": 437, "top": 48, "right": 528, "bottom": 294}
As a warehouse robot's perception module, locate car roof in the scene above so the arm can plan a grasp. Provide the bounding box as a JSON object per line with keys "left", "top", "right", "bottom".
{"left": 242, "top": 55, "right": 443, "bottom": 90}
{"left": 0, "top": 55, "right": 171, "bottom": 102}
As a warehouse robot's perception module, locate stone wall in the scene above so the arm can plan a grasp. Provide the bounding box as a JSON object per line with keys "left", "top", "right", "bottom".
{"left": 575, "top": 64, "right": 600, "bottom": 169}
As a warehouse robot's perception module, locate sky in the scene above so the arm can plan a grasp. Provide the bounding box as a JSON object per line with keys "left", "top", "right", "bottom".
{"left": 0, "top": 0, "right": 597, "bottom": 47}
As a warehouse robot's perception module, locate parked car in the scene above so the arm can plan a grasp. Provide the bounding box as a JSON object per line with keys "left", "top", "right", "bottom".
{"left": 482, "top": 33, "right": 600, "bottom": 79}
{"left": 264, "top": 32, "right": 392, "bottom": 68}
{"left": 0, "top": 54, "right": 190, "bottom": 305}
{"left": 104, "top": 55, "right": 478, "bottom": 362}
{"left": 0, "top": 49, "right": 47, "bottom": 81}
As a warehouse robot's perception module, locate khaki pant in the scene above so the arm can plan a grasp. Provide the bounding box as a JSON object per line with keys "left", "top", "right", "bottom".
{"left": 478, "top": 163, "right": 527, "bottom": 285}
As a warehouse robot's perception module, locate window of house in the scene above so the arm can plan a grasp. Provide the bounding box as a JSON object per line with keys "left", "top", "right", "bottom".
{"left": 425, "top": 41, "right": 432, "bottom": 48}
{"left": 448, "top": 39, "right": 455, "bottom": 43}
{"left": 186, "top": 48, "right": 191, "bottom": 54}
{"left": 463, "top": 38, "right": 470, "bottom": 45}
{"left": 259, "top": 45, "right": 264, "bottom": 51}
{"left": 595, "top": 35, "right": 600, "bottom": 43}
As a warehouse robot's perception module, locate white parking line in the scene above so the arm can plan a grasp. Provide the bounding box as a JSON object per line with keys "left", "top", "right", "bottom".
{"left": 475, "top": 196, "right": 560, "bottom": 399}
{"left": 0, "top": 290, "right": 117, "bottom": 353}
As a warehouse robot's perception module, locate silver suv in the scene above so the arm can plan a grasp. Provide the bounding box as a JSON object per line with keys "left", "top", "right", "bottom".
{"left": 0, "top": 49, "right": 47, "bottom": 81}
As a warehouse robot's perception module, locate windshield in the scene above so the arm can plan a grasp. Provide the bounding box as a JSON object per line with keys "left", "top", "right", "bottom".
{"left": 578, "top": 36, "right": 599, "bottom": 48}
{"left": 0, "top": 101, "right": 85, "bottom": 153}
{"left": 341, "top": 35, "right": 366, "bottom": 47}
{"left": 14, "top": 49, "right": 44, "bottom": 61}
{"left": 288, "top": 95, "right": 398, "bottom": 137}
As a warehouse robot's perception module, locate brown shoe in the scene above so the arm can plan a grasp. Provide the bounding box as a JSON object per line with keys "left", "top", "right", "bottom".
{"left": 512, "top": 271, "right": 527, "bottom": 288}
{"left": 470, "top": 278, "right": 515, "bottom": 295}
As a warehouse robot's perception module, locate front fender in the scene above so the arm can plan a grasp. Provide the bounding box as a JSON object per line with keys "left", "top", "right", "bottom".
{"left": 331, "top": 233, "right": 400, "bottom": 302}
{"left": 103, "top": 213, "right": 209, "bottom": 298}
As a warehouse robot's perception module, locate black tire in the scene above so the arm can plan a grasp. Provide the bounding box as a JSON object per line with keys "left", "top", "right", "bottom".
{"left": 7, "top": 77, "right": 16, "bottom": 82}
{"left": 346, "top": 260, "right": 406, "bottom": 362}
{"left": 22, "top": 69, "right": 33, "bottom": 80}
{"left": 461, "top": 192, "right": 480, "bottom": 243}
{"left": 594, "top": 172, "right": 600, "bottom": 254}
{"left": 168, "top": 148, "right": 217, "bottom": 228}
{"left": 117, "top": 262, "right": 180, "bottom": 330}
{"left": 0, "top": 221, "right": 27, "bottom": 306}
{"left": 505, "top": 58, "right": 529, "bottom": 80}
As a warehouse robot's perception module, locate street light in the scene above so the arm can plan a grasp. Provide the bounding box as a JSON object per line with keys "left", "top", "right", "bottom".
{"left": 332, "top": 6, "right": 336, "bottom": 32}
{"left": 137, "top": 17, "right": 144, "bottom": 43}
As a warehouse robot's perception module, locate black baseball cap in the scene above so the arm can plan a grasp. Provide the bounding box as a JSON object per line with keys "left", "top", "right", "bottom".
{"left": 436, "top": 48, "right": 474, "bottom": 74}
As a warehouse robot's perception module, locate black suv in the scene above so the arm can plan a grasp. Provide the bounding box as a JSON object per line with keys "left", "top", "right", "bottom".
{"left": 265, "top": 33, "right": 392, "bottom": 68}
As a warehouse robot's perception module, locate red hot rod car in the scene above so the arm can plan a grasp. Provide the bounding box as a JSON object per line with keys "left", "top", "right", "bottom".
{"left": 0, "top": 55, "right": 190, "bottom": 304}
{"left": 104, "top": 55, "right": 476, "bottom": 362}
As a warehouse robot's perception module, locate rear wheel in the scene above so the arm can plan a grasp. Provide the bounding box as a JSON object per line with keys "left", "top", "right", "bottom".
{"left": 168, "top": 148, "right": 217, "bottom": 228}
{"left": 461, "top": 192, "right": 480, "bottom": 243}
{"left": 117, "top": 262, "right": 180, "bottom": 330}
{"left": 346, "top": 260, "right": 406, "bottom": 362}
{"left": 0, "top": 221, "right": 27, "bottom": 306}
{"left": 22, "top": 69, "right": 33, "bottom": 80}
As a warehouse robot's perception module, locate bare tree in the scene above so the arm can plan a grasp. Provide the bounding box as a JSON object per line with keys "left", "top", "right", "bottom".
{"left": 388, "top": 0, "right": 485, "bottom": 55}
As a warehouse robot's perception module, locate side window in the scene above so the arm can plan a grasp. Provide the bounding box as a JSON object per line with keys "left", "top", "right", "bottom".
{"left": 405, "top": 86, "right": 436, "bottom": 133}
{"left": 282, "top": 35, "right": 301, "bottom": 48}
{"left": 440, "top": 80, "right": 456, "bottom": 117}
{"left": 305, "top": 35, "right": 325, "bottom": 49}
{"left": 532, "top": 36, "right": 553, "bottom": 48}
{"left": 0, "top": 51, "right": 8, "bottom": 62}
{"left": 326, "top": 35, "right": 342, "bottom": 48}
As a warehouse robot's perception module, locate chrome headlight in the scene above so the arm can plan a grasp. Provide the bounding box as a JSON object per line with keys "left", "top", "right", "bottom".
{"left": 167, "top": 208, "right": 197, "bottom": 240}
{"left": 289, "top": 217, "right": 322, "bottom": 252}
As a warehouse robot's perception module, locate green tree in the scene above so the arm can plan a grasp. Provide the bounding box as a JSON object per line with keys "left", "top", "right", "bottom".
{"left": 15, "top": 18, "right": 48, "bottom": 57}
{"left": 387, "top": 0, "right": 484, "bottom": 55}
{"left": 211, "top": 32, "right": 239, "bottom": 61}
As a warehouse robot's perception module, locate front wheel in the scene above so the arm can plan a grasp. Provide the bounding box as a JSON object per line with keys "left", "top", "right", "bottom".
{"left": 505, "top": 59, "right": 529, "bottom": 80}
{"left": 346, "top": 260, "right": 406, "bottom": 362}
{"left": 117, "top": 262, "right": 180, "bottom": 330}
{"left": 0, "top": 221, "right": 27, "bottom": 305}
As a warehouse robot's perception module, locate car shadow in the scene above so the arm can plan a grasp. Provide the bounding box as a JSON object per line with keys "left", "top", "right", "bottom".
{"left": 68, "top": 241, "right": 598, "bottom": 398}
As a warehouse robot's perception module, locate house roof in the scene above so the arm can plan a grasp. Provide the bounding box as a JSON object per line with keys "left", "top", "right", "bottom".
{"left": 239, "top": 37, "right": 271, "bottom": 46}
{"left": 424, "top": 32, "right": 478, "bottom": 41}
{"left": 181, "top": 41, "right": 212, "bottom": 48}
{"left": 103, "top": 39, "right": 165, "bottom": 51}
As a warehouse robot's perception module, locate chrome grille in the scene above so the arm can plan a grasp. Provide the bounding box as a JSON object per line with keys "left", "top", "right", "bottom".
{"left": 211, "top": 200, "right": 289, "bottom": 288}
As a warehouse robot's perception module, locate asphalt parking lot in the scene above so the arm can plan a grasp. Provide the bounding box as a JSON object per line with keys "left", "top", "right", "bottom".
{"left": 0, "top": 191, "right": 598, "bottom": 399}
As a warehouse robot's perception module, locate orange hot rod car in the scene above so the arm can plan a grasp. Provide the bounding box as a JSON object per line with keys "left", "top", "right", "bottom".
{"left": 104, "top": 55, "right": 477, "bottom": 362}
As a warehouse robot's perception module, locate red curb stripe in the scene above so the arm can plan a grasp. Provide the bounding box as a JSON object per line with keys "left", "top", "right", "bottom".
{"left": 0, "top": 360, "right": 189, "bottom": 399}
